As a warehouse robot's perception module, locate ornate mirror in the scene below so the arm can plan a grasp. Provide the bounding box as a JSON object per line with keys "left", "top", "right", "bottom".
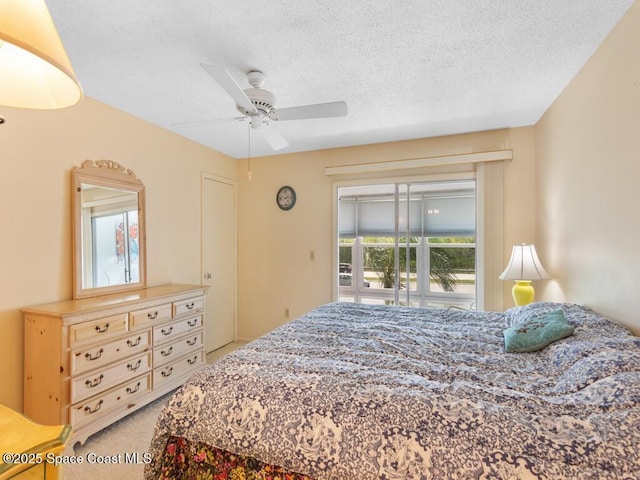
{"left": 72, "top": 160, "right": 146, "bottom": 299}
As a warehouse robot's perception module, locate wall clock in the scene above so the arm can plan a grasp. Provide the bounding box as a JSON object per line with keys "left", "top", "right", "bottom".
{"left": 276, "top": 185, "right": 296, "bottom": 211}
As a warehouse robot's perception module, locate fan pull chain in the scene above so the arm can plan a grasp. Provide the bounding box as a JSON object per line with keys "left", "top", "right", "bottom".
{"left": 246, "top": 121, "right": 253, "bottom": 181}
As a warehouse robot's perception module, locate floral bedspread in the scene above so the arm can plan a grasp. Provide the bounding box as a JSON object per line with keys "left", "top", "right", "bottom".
{"left": 157, "top": 435, "right": 314, "bottom": 479}
{"left": 145, "top": 302, "right": 640, "bottom": 479}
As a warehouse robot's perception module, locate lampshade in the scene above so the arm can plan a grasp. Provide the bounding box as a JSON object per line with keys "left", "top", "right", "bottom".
{"left": 0, "top": 0, "right": 82, "bottom": 109}
{"left": 499, "top": 244, "right": 549, "bottom": 281}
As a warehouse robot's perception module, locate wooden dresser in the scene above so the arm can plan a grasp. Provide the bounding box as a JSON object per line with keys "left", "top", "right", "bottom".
{"left": 22, "top": 284, "right": 208, "bottom": 448}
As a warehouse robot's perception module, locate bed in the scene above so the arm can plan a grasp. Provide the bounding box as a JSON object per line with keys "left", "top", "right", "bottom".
{"left": 144, "top": 301, "right": 640, "bottom": 479}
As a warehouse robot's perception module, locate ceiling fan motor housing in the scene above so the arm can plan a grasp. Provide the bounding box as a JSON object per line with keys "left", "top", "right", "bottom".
{"left": 234, "top": 70, "right": 276, "bottom": 118}
{"left": 240, "top": 87, "right": 276, "bottom": 117}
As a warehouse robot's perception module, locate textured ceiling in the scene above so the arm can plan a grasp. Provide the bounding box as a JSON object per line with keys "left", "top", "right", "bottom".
{"left": 47, "top": 1, "right": 634, "bottom": 159}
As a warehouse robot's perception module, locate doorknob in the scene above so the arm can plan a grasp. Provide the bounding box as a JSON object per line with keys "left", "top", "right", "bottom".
{"left": 204, "top": 272, "right": 213, "bottom": 280}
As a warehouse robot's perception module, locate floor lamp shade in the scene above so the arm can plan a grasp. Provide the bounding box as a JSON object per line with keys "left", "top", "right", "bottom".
{"left": 499, "top": 244, "right": 549, "bottom": 306}
{"left": 0, "top": 0, "right": 82, "bottom": 109}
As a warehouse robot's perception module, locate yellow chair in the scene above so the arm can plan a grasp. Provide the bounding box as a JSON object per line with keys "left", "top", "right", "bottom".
{"left": 0, "top": 404, "right": 71, "bottom": 480}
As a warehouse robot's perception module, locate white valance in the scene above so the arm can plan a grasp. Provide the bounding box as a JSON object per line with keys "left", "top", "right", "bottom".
{"left": 326, "top": 149, "right": 512, "bottom": 176}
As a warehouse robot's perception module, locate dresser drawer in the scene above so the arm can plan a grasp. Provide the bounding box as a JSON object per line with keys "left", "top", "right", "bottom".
{"left": 71, "top": 352, "right": 152, "bottom": 403}
{"left": 153, "top": 315, "right": 203, "bottom": 346}
{"left": 173, "top": 296, "right": 204, "bottom": 317}
{"left": 69, "top": 313, "right": 129, "bottom": 346}
{"left": 130, "top": 303, "right": 172, "bottom": 329}
{"left": 154, "top": 331, "right": 204, "bottom": 367}
{"left": 70, "top": 373, "right": 151, "bottom": 428}
{"left": 153, "top": 350, "right": 205, "bottom": 390}
{"left": 71, "top": 329, "right": 152, "bottom": 375}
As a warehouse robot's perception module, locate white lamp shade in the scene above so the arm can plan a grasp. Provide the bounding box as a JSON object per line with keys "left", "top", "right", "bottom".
{"left": 499, "top": 244, "right": 550, "bottom": 281}
{"left": 0, "top": 0, "right": 82, "bottom": 109}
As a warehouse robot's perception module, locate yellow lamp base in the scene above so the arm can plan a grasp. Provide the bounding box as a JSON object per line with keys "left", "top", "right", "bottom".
{"left": 511, "top": 280, "right": 535, "bottom": 306}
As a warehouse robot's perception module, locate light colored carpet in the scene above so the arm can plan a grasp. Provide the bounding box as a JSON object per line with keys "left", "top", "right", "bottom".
{"left": 61, "top": 391, "right": 172, "bottom": 480}
{"left": 60, "top": 341, "right": 247, "bottom": 480}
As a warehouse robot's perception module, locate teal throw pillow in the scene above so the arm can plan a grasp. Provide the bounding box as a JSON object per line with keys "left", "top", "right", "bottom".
{"left": 503, "top": 310, "right": 574, "bottom": 353}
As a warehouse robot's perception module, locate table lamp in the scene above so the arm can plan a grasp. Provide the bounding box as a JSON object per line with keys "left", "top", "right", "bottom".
{"left": 499, "top": 243, "right": 549, "bottom": 306}
{"left": 0, "top": 0, "right": 82, "bottom": 109}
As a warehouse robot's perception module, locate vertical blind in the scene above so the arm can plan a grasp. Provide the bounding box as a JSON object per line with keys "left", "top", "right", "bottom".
{"left": 339, "top": 184, "right": 475, "bottom": 238}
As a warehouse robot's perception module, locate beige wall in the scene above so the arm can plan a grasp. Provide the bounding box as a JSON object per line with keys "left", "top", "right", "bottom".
{"left": 536, "top": 2, "right": 640, "bottom": 334}
{"left": 236, "top": 127, "right": 537, "bottom": 340}
{"left": 0, "top": 97, "right": 236, "bottom": 410}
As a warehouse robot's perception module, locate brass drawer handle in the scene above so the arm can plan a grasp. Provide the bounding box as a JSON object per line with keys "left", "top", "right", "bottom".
{"left": 84, "top": 399, "right": 104, "bottom": 414}
{"left": 126, "top": 382, "right": 141, "bottom": 394}
{"left": 186, "top": 337, "right": 198, "bottom": 346}
{"left": 160, "top": 346, "right": 173, "bottom": 357}
{"left": 85, "top": 348, "right": 104, "bottom": 361}
{"left": 127, "top": 336, "right": 142, "bottom": 347}
{"left": 147, "top": 311, "right": 159, "bottom": 320}
{"left": 85, "top": 374, "right": 104, "bottom": 388}
{"left": 161, "top": 367, "right": 173, "bottom": 378}
{"left": 185, "top": 302, "right": 195, "bottom": 310}
{"left": 187, "top": 318, "right": 198, "bottom": 327}
{"left": 161, "top": 326, "right": 173, "bottom": 336}
{"left": 127, "top": 359, "right": 142, "bottom": 372}
{"left": 187, "top": 355, "right": 198, "bottom": 365}
{"left": 95, "top": 322, "right": 110, "bottom": 333}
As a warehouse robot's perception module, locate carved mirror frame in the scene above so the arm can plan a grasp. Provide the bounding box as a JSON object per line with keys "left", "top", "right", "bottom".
{"left": 72, "top": 160, "right": 147, "bottom": 299}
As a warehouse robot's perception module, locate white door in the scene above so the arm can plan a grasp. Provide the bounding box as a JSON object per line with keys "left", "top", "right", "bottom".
{"left": 202, "top": 174, "right": 236, "bottom": 352}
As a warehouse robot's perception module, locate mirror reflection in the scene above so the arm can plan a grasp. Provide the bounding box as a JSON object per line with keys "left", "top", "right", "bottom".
{"left": 79, "top": 184, "right": 140, "bottom": 289}
{"left": 72, "top": 160, "right": 146, "bottom": 299}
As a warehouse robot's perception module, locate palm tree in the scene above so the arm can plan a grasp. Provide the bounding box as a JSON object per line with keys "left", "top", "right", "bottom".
{"left": 429, "top": 249, "right": 458, "bottom": 292}
{"left": 365, "top": 240, "right": 459, "bottom": 292}
{"left": 366, "top": 247, "right": 396, "bottom": 288}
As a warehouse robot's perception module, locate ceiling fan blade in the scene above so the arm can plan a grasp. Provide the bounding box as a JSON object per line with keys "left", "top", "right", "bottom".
{"left": 200, "top": 63, "right": 257, "bottom": 115}
{"left": 273, "top": 101, "right": 347, "bottom": 121}
{"left": 261, "top": 127, "right": 289, "bottom": 151}
{"left": 170, "top": 116, "right": 245, "bottom": 127}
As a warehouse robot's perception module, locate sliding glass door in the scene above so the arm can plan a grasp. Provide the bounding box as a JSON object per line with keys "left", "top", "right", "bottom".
{"left": 337, "top": 180, "right": 476, "bottom": 309}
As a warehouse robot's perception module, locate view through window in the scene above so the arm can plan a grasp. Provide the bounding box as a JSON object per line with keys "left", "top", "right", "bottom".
{"left": 338, "top": 180, "right": 476, "bottom": 308}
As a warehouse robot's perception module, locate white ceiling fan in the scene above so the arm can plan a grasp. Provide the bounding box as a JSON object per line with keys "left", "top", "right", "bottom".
{"left": 184, "top": 64, "right": 348, "bottom": 151}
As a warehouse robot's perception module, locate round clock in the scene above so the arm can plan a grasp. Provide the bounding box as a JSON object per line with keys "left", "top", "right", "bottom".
{"left": 276, "top": 185, "right": 296, "bottom": 211}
